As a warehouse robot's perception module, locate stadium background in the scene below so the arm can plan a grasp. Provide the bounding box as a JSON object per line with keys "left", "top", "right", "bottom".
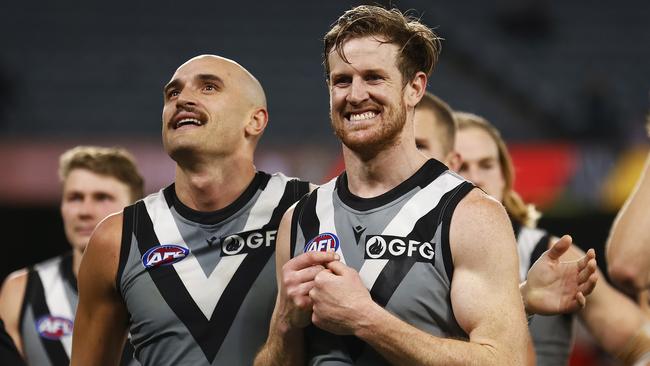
{"left": 0, "top": 0, "right": 648, "bottom": 364}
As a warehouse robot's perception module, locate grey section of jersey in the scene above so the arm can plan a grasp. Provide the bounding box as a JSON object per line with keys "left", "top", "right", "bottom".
{"left": 303, "top": 172, "right": 468, "bottom": 365}
{"left": 120, "top": 176, "right": 286, "bottom": 366}
{"left": 21, "top": 306, "right": 53, "bottom": 366}
{"left": 529, "top": 314, "right": 575, "bottom": 366}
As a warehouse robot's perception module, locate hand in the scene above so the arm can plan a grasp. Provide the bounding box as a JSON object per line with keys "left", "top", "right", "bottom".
{"left": 309, "top": 261, "right": 376, "bottom": 335}
{"left": 279, "top": 251, "right": 339, "bottom": 329}
{"left": 521, "top": 235, "right": 598, "bottom": 315}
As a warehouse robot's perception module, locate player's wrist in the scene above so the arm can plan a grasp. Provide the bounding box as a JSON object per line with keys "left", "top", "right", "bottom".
{"left": 353, "top": 301, "right": 387, "bottom": 340}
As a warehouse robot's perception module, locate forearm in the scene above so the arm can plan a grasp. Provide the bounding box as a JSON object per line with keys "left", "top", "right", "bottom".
{"left": 356, "top": 303, "right": 516, "bottom": 366}
{"left": 71, "top": 318, "right": 127, "bottom": 366}
{"left": 255, "top": 313, "right": 304, "bottom": 366}
{"left": 579, "top": 280, "right": 649, "bottom": 359}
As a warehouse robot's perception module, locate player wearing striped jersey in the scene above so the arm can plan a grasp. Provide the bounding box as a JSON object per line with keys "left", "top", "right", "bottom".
{"left": 453, "top": 111, "right": 650, "bottom": 366}
{"left": 71, "top": 55, "right": 311, "bottom": 366}
{"left": 257, "top": 6, "right": 529, "bottom": 365}
{"left": 0, "top": 146, "right": 144, "bottom": 366}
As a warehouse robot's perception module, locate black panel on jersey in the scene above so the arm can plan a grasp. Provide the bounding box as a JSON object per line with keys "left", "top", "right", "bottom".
{"left": 25, "top": 269, "right": 70, "bottom": 365}
{"left": 296, "top": 191, "right": 320, "bottom": 256}
{"left": 289, "top": 195, "right": 310, "bottom": 258}
{"left": 163, "top": 172, "right": 271, "bottom": 225}
{"left": 133, "top": 178, "right": 306, "bottom": 363}
{"left": 59, "top": 253, "right": 77, "bottom": 293}
{"left": 369, "top": 182, "right": 474, "bottom": 307}
{"left": 336, "top": 159, "right": 448, "bottom": 211}
{"left": 0, "top": 320, "right": 25, "bottom": 366}
{"left": 440, "top": 183, "right": 475, "bottom": 282}
{"left": 529, "top": 233, "right": 551, "bottom": 270}
{"left": 116, "top": 205, "right": 135, "bottom": 293}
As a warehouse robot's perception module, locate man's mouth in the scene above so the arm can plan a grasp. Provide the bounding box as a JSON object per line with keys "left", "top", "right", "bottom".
{"left": 346, "top": 110, "right": 379, "bottom": 122}
{"left": 175, "top": 118, "right": 204, "bottom": 129}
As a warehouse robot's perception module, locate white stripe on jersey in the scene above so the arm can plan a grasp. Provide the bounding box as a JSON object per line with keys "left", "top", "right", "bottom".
{"left": 358, "top": 172, "right": 464, "bottom": 290}
{"left": 517, "top": 227, "right": 547, "bottom": 282}
{"left": 143, "top": 175, "right": 287, "bottom": 320}
{"left": 316, "top": 179, "right": 346, "bottom": 264}
{"left": 35, "top": 258, "right": 75, "bottom": 357}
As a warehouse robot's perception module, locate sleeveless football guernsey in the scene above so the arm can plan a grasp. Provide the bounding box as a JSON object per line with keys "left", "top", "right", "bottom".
{"left": 20, "top": 253, "right": 138, "bottom": 366}
{"left": 118, "top": 172, "right": 309, "bottom": 365}
{"left": 292, "top": 160, "right": 474, "bottom": 365}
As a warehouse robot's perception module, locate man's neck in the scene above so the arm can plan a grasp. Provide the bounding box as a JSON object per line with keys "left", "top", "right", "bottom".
{"left": 342, "top": 142, "right": 427, "bottom": 199}
{"left": 174, "top": 155, "right": 256, "bottom": 212}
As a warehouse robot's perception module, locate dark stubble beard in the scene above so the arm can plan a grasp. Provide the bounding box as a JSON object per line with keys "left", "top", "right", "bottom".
{"left": 330, "top": 99, "right": 407, "bottom": 160}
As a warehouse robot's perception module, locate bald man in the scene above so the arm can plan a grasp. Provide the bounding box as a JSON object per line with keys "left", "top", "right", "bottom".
{"left": 70, "top": 55, "right": 310, "bottom": 366}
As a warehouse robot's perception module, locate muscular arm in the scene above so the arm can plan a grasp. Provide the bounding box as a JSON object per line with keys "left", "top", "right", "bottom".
{"left": 310, "top": 189, "right": 529, "bottom": 365}
{"left": 70, "top": 213, "right": 129, "bottom": 366}
{"left": 254, "top": 207, "right": 338, "bottom": 366}
{"left": 557, "top": 243, "right": 650, "bottom": 364}
{"left": 0, "top": 269, "right": 28, "bottom": 357}
{"left": 607, "top": 153, "right": 650, "bottom": 293}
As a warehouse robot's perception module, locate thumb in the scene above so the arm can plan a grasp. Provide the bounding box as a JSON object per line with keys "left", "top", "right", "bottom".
{"left": 547, "top": 235, "right": 572, "bottom": 261}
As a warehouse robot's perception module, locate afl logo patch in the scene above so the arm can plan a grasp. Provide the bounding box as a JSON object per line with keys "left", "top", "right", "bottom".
{"left": 304, "top": 233, "right": 340, "bottom": 253}
{"left": 35, "top": 315, "right": 73, "bottom": 340}
{"left": 142, "top": 244, "right": 190, "bottom": 269}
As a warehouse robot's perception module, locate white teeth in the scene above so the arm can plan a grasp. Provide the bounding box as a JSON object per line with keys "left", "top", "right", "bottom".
{"left": 349, "top": 111, "right": 377, "bottom": 121}
{"left": 176, "top": 118, "right": 202, "bottom": 128}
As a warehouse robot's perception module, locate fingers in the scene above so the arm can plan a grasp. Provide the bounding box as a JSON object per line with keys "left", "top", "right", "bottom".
{"left": 325, "top": 260, "right": 349, "bottom": 275}
{"left": 284, "top": 251, "right": 340, "bottom": 272}
{"left": 547, "top": 235, "right": 572, "bottom": 261}
{"left": 579, "top": 272, "right": 599, "bottom": 297}
{"left": 576, "top": 248, "right": 596, "bottom": 270}
{"left": 576, "top": 291, "right": 586, "bottom": 308}
{"left": 286, "top": 265, "right": 326, "bottom": 285}
{"left": 577, "top": 255, "right": 597, "bottom": 284}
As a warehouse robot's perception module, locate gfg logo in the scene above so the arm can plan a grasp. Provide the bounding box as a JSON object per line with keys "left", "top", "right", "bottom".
{"left": 221, "top": 230, "right": 277, "bottom": 256}
{"left": 364, "top": 235, "right": 434, "bottom": 262}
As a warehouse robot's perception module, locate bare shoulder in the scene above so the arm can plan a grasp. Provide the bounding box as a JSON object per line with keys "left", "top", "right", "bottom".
{"left": 1, "top": 268, "right": 28, "bottom": 293}
{"left": 79, "top": 212, "right": 124, "bottom": 286}
{"left": 88, "top": 212, "right": 124, "bottom": 255}
{"left": 0, "top": 268, "right": 28, "bottom": 310}
{"left": 449, "top": 188, "right": 517, "bottom": 263}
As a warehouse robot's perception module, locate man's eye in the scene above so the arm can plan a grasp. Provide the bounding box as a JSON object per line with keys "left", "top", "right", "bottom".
{"left": 167, "top": 90, "right": 180, "bottom": 98}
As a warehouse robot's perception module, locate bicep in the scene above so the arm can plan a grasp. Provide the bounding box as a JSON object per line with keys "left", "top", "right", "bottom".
{"left": 71, "top": 213, "right": 128, "bottom": 366}
{"left": 449, "top": 192, "right": 527, "bottom": 351}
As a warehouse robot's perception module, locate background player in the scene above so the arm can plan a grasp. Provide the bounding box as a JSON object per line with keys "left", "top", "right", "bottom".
{"left": 451, "top": 111, "right": 650, "bottom": 365}
{"left": 0, "top": 146, "right": 143, "bottom": 366}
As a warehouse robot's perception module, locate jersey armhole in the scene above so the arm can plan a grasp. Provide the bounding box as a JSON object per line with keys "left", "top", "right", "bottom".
{"left": 18, "top": 268, "right": 36, "bottom": 333}
{"left": 289, "top": 195, "right": 310, "bottom": 259}
{"left": 528, "top": 233, "right": 552, "bottom": 270}
{"left": 115, "top": 205, "right": 134, "bottom": 297}
{"left": 440, "top": 182, "right": 475, "bottom": 283}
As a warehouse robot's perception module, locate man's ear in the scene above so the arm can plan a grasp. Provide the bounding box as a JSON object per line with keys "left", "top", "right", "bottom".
{"left": 405, "top": 71, "right": 427, "bottom": 108}
{"left": 445, "top": 151, "right": 462, "bottom": 172}
{"left": 245, "top": 108, "right": 268, "bottom": 138}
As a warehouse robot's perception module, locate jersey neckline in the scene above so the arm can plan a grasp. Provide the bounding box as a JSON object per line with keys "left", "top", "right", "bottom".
{"left": 336, "top": 159, "right": 448, "bottom": 211}
{"left": 163, "top": 171, "right": 271, "bottom": 225}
